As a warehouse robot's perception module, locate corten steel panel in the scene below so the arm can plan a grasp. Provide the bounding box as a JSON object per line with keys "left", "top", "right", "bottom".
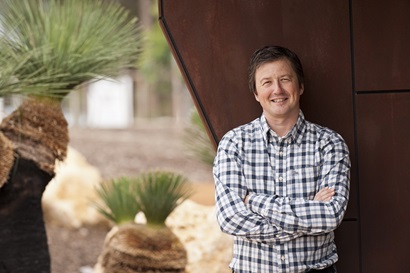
{"left": 159, "top": 0, "right": 354, "bottom": 142}
{"left": 159, "top": 0, "right": 358, "bottom": 220}
{"left": 352, "top": 0, "right": 410, "bottom": 91}
{"left": 334, "top": 221, "right": 360, "bottom": 273}
{"left": 159, "top": 1, "right": 360, "bottom": 272}
{"left": 356, "top": 92, "right": 410, "bottom": 273}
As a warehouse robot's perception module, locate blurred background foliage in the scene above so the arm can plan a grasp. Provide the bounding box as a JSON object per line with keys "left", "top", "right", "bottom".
{"left": 0, "top": 0, "right": 215, "bottom": 164}
{"left": 184, "top": 110, "right": 216, "bottom": 166}
{"left": 93, "top": 176, "right": 140, "bottom": 225}
{"left": 0, "top": 0, "right": 142, "bottom": 98}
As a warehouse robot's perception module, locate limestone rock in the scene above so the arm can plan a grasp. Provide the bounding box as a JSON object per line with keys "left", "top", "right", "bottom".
{"left": 42, "top": 147, "right": 108, "bottom": 228}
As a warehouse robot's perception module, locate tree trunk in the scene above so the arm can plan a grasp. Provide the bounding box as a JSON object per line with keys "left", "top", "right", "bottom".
{"left": 96, "top": 223, "right": 187, "bottom": 273}
{"left": 0, "top": 97, "right": 69, "bottom": 273}
{"left": 0, "top": 98, "right": 68, "bottom": 173}
{"left": 0, "top": 158, "right": 53, "bottom": 273}
{"left": 0, "top": 132, "right": 14, "bottom": 188}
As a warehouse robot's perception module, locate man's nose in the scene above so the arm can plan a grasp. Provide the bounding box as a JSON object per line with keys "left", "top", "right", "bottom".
{"left": 272, "top": 80, "right": 284, "bottom": 93}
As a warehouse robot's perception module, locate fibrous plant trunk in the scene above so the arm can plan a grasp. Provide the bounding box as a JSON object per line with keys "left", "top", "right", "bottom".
{"left": 0, "top": 97, "right": 69, "bottom": 273}
{"left": 97, "top": 223, "right": 187, "bottom": 273}
{"left": 0, "top": 132, "right": 14, "bottom": 188}
{"left": 0, "top": 158, "right": 53, "bottom": 273}
{"left": 0, "top": 97, "right": 68, "bottom": 173}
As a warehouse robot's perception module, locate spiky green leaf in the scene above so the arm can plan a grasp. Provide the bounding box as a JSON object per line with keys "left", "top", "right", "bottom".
{"left": 93, "top": 177, "right": 140, "bottom": 225}
{"left": 136, "top": 170, "right": 192, "bottom": 226}
{"left": 0, "top": 0, "right": 142, "bottom": 98}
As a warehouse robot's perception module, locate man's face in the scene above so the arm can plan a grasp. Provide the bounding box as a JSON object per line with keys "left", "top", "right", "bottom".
{"left": 254, "top": 59, "right": 304, "bottom": 122}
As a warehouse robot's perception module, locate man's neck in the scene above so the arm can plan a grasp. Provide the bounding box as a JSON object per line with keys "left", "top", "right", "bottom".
{"left": 265, "top": 112, "right": 299, "bottom": 137}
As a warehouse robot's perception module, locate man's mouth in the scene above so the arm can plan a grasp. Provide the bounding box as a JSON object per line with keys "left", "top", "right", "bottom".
{"left": 272, "top": 98, "right": 287, "bottom": 103}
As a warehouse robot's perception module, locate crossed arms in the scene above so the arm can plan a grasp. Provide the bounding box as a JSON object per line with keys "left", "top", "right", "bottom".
{"left": 213, "top": 134, "right": 350, "bottom": 244}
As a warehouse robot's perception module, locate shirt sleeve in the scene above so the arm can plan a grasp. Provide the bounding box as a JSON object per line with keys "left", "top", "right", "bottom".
{"left": 214, "top": 133, "right": 302, "bottom": 244}
{"left": 247, "top": 133, "right": 351, "bottom": 235}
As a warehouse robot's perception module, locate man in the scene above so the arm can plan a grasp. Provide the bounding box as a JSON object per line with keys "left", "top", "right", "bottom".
{"left": 213, "top": 45, "right": 350, "bottom": 273}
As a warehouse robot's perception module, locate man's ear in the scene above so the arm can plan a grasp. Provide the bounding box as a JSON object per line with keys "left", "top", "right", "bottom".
{"left": 253, "top": 91, "right": 260, "bottom": 102}
{"left": 300, "top": 84, "right": 304, "bottom": 95}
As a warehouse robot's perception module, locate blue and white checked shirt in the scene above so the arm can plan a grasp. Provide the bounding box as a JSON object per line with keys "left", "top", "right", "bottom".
{"left": 213, "top": 111, "right": 350, "bottom": 273}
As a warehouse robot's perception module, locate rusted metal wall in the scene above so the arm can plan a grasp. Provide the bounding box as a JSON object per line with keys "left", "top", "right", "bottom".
{"left": 159, "top": 1, "right": 410, "bottom": 272}
{"left": 352, "top": 1, "right": 410, "bottom": 272}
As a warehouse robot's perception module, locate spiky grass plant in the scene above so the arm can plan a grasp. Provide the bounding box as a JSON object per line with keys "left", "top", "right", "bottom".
{"left": 0, "top": 1, "right": 142, "bottom": 271}
{"left": 184, "top": 109, "right": 216, "bottom": 166}
{"left": 93, "top": 177, "right": 140, "bottom": 225}
{"left": 136, "top": 170, "right": 193, "bottom": 227}
{"left": 0, "top": 0, "right": 142, "bottom": 173}
{"left": 0, "top": 0, "right": 142, "bottom": 98}
{"left": 96, "top": 170, "right": 192, "bottom": 273}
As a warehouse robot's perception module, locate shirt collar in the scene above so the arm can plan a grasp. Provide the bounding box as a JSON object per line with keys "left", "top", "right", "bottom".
{"left": 260, "top": 110, "right": 306, "bottom": 145}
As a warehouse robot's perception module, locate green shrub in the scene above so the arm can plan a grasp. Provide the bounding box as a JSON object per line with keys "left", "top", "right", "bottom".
{"left": 136, "top": 170, "right": 192, "bottom": 227}
{"left": 0, "top": 0, "right": 142, "bottom": 98}
{"left": 93, "top": 177, "right": 140, "bottom": 225}
{"left": 184, "top": 109, "right": 216, "bottom": 166}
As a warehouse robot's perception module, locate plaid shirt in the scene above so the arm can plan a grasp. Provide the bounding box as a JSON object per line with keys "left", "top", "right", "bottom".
{"left": 213, "top": 111, "right": 350, "bottom": 273}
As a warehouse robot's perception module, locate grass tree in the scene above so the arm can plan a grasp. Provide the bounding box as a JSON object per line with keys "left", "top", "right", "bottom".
{"left": 93, "top": 177, "right": 140, "bottom": 226}
{"left": 95, "top": 170, "right": 192, "bottom": 273}
{"left": 0, "top": 0, "right": 141, "bottom": 271}
{"left": 184, "top": 108, "right": 216, "bottom": 166}
{"left": 0, "top": 0, "right": 141, "bottom": 172}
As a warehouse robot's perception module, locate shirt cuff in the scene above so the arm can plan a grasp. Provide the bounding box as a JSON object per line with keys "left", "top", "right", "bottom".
{"left": 248, "top": 193, "right": 271, "bottom": 217}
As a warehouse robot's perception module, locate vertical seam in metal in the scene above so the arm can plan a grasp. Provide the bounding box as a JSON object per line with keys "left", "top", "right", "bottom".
{"left": 348, "top": 1, "right": 363, "bottom": 272}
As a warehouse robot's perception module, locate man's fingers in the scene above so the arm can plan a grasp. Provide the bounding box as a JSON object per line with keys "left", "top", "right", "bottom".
{"left": 314, "top": 187, "right": 335, "bottom": 201}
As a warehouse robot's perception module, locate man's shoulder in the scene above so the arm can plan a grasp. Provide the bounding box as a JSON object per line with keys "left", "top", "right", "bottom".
{"left": 220, "top": 117, "right": 262, "bottom": 143}
{"left": 227, "top": 117, "right": 261, "bottom": 136}
{"left": 304, "top": 120, "right": 347, "bottom": 144}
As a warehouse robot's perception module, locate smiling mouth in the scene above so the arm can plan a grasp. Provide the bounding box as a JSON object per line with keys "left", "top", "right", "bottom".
{"left": 272, "top": 98, "right": 287, "bottom": 103}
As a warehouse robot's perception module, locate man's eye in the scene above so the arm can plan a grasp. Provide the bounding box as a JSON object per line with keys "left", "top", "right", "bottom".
{"left": 281, "top": 78, "right": 290, "bottom": 82}
{"left": 262, "top": 81, "right": 271, "bottom": 86}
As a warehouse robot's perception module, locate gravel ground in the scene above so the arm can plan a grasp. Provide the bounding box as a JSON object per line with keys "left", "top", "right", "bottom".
{"left": 45, "top": 121, "right": 215, "bottom": 273}
{"left": 46, "top": 224, "right": 111, "bottom": 273}
{"left": 66, "top": 122, "right": 214, "bottom": 183}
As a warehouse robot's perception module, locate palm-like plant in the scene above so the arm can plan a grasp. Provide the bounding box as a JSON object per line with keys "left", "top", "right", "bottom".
{"left": 0, "top": 0, "right": 142, "bottom": 173}
{"left": 0, "top": 0, "right": 141, "bottom": 271}
{"left": 0, "top": 0, "right": 141, "bottom": 97}
{"left": 96, "top": 170, "right": 192, "bottom": 273}
{"left": 93, "top": 177, "right": 140, "bottom": 226}
{"left": 136, "top": 170, "right": 192, "bottom": 226}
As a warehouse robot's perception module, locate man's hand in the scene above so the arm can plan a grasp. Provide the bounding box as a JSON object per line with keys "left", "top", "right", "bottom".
{"left": 314, "top": 187, "right": 335, "bottom": 201}
{"left": 244, "top": 193, "right": 250, "bottom": 204}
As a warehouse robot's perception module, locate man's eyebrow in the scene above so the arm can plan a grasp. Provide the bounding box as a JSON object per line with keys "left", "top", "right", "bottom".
{"left": 259, "top": 76, "right": 271, "bottom": 83}
{"left": 259, "top": 74, "right": 293, "bottom": 82}
{"left": 280, "top": 74, "right": 293, "bottom": 78}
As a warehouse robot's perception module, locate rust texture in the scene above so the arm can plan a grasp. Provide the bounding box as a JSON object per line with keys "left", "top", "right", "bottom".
{"left": 159, "top": 0, "right": 410, "bottom": 272}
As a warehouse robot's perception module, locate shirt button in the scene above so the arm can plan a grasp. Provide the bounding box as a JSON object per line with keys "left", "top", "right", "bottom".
{"left": 278, "top": 176, "right": 283, "bottom": 181}
{"left": 281, "top": 255, "right": 285, "bottom": 261}
{"left": 279, "top": 151, "right": 283, "bottom": 156}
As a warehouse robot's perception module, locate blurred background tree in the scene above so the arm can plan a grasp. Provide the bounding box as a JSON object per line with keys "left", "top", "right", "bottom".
{"left": 0, "top": 0, "right": 142, "bottom": 271}
{"left": 0, "top": 0, "right": 194, "bottom": 127}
